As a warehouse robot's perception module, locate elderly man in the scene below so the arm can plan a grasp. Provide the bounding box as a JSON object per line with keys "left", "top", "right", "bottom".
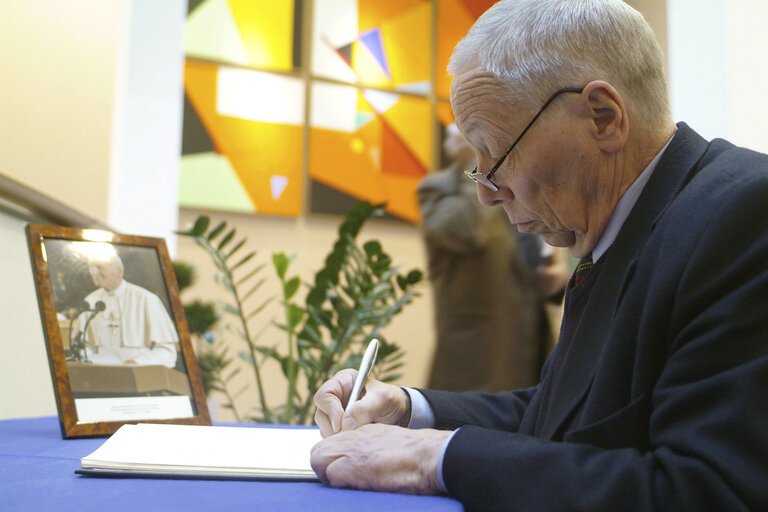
{"left": 310, "top": 0, "right": 768, "bottom": 510}
{"left": 78, "top": 251, "right": 178, "bottom": 368}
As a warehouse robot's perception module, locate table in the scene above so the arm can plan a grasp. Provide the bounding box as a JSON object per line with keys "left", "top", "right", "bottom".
{"left": 1, "top": 416, "right": 464, "bottom": 512}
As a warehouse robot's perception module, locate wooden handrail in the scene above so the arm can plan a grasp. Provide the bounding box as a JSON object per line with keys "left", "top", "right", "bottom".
{"left": 0, "top": 173, "right": 111, "bottom": 229}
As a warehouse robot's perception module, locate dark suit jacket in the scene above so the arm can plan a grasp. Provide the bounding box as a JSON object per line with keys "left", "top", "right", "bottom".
{"left": 420, "top": 124, "right": 768, "bottom": 511}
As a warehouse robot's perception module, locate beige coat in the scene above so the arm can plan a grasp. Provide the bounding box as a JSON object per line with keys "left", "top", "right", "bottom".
{"left": 418, "top": 164, "right": 549, "bottom": 392}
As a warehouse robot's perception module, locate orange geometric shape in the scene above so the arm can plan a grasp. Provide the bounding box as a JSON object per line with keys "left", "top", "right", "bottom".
{"left": 308, "top": 127, "right": 388, "bottom": 204}
{"left": 184, "top": 60, "right": 302, "bottom": 216}
{"left": 459, "top": 0, "right": 497, "bottom": 19}
{"left": 436, "top": 101, "right": 456, "bottom": 127}
{"left": 378, "top": 94, "right": 432, "bottom": 169}
{"left": 437, "top": 0, "right": 478, "bottom": 98}
{"left": 221, "top": 120, "right": 303, "bottom": 216}
{"left": 379, "top": 119, "right": 426, "bottom": 178}
{"left": 380, "top": 172, "right": 422, "bottom": 223}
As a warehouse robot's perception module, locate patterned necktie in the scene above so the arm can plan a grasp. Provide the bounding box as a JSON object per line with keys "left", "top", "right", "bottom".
{"left": 572, "top": 254, "right": 594, "bottom": 287}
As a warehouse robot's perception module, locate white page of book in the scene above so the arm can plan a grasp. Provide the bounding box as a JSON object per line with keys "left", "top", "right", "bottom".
{"left": 81, "top": 423, "right": 322, "bottom": 476}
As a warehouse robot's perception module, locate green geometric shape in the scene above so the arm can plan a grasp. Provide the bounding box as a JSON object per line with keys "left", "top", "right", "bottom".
{"left": 185, "top": 0, "right": 249, "bottom": 65}
{"left": 179, "top": 152, "right": 255, "bottom": 213}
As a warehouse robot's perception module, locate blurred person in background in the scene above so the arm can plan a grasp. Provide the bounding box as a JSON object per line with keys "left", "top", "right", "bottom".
{"left": 417, "top": 123, "right": 568, "bottom": 392}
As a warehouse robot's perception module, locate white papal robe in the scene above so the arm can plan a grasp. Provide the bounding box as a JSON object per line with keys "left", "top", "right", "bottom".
{"left": 78, "top": 280, "right": 178, "bottom": 368}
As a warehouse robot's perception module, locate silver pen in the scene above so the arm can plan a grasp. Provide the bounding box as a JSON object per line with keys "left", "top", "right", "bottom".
{"left": 345, "top": 338, "right": 379, "bottom": 412}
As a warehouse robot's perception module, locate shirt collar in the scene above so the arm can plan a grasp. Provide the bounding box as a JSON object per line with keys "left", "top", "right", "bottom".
{"left": 106, "top": 280, "right": 127, "bottom": 297}
{"left": 591, "top": 134, "right": 675, "bottom": 262}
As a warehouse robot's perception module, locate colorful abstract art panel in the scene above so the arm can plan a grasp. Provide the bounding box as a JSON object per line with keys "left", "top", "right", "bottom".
{"left": 436, "top": 0, "right": 497, "bottom": 98}
{"left": 312, "top": 0, "right": 432, "bottom": 93}
{"left": 181, "top": 0, "right": 494, "bottom": 221}
{"left": 182, "top": 61, "right": 304, "bottom": 216}
{"left": 185, "top": 0, "right": 298, "bottom": 71}
{"left": 309, "top": 83, "right": 431, "bottom": 223}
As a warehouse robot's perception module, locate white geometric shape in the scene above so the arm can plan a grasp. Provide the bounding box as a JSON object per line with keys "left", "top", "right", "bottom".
{"left": 216, "top": 67, "right": 305, "bottom": 125}
{"left": 270, "top": 175, "right": 289, "bottom": 200}
{"left": 396, "top": 80, "right": 431, "bottom": 96}
{"left": 310, "top": 81, "right": 358, "bottom": 132}
{"left": 311, "top": 0, "right": 359, "bottom": 83}
{"left": 362, "top": 89, "right": 400, "bottom": 114}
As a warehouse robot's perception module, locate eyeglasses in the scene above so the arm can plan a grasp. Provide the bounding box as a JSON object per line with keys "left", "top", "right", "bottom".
{"left": 464, "top": 87, "right": 584, "bottom": 191}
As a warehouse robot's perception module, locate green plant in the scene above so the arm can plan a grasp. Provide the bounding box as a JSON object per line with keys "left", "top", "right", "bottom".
{"left": 173, "top": 262, "right": 245, "bottom": 420}
{"left": 177, "top": 201, "right": 422, "bottom": 425}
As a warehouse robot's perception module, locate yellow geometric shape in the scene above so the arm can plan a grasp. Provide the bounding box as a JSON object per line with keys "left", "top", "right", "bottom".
{"left": 379, "top": 1, "right": 431, "bottom": 87}
{"left": 228, "top": 0, "right": 294, "bottom": 71}
{"left": 352, "top": 40, "right": 392, "bottom": 87}
{"left": 358, "top": 0, "right": 425, "bottom": 33}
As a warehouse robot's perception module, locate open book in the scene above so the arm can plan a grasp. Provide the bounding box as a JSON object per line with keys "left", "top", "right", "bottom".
{"left": 76, "top": 423, "right": 322, "bottom": 481}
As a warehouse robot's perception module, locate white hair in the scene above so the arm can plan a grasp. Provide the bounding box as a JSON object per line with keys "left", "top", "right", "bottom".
{"left": 448, "top": 0, "right": 672, "bottom": 132}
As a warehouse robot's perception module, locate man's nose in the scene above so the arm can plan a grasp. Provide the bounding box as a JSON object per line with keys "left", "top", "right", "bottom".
{"left": 475, "top": 182, "right": 510, "bottom": 206}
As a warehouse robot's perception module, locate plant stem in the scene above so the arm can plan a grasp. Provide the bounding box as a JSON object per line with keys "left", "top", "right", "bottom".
{"left": 230, "top": 273, "right": 272, "bottom": 423}
{"left": 198, "top": 236, "right": 273, "bottom": 423}
{"left": 284, "top": 327, "right": 296, "bottom": 424}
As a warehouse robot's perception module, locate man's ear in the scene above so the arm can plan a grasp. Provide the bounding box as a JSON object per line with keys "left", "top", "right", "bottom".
{"left": 579, "top": 80, "right": 628, "bottom": 154}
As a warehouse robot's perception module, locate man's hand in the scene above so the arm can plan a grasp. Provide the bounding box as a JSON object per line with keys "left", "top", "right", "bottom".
{"left": 310, "top": 423, "right": 451, "bottom": 494}
{"left": 313, "top": 369, "right": 410, "bottom": 437}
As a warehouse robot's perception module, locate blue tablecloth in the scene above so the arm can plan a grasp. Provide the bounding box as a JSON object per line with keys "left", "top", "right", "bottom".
{"left": 0, "top": 416, "right": 463, "bottom": 512}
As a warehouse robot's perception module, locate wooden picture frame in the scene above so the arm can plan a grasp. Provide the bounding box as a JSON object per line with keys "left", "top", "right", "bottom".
{"left": 26, "top": 224, "right": 210, "bottom": 438}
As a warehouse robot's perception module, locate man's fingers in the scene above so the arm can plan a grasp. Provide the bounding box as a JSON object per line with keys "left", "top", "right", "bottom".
{"left": 313, "top": 369, "right": 359, "bottom": 435}
{"left": 314, "top": 409, "right": 335, "bottom": 438}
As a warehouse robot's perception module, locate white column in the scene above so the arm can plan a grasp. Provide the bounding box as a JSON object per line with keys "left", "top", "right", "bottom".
{"left": 667, "top": 0, "right": 730, "bottom": 142}
{"left": 667, "top": 0, "right": 768, "bottom": 153}
{"left": 108, "top": 0, "right": 187, "bottom": 254}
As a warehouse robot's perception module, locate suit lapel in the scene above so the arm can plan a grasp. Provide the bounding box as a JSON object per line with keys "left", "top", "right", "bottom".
{"left": 537, "top": 123, "right": 711, "bottom": 439}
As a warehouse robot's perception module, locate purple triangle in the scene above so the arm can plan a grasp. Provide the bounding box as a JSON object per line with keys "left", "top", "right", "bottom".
{"left": 359, "top": 28, "right": 390, "bottom": 78}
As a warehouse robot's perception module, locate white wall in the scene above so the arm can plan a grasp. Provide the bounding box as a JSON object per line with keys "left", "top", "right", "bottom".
{"left": 667, "top": 0, "right": 768, "bottom": 153}
{"left": 0, "top": 0, "right": 185, "bottom": 248}
{"left": 0, "top": 210, "right": 58, "bottom": 419}
{"left": 0, "top": 0, "right": 186, "bottom": 420}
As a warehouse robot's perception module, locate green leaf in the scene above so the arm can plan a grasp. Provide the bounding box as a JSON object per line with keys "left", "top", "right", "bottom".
{"left": 236, "top": 266, "right": 265, "bottom": 287}
{"left": 220, "top": 302, "right": 241, "bottom": 317}
{"left": 284, "top": 276, "right": 300, "bottom": 300}
{"left": 218, "top": 229, "right": 236, "bottom": 251}
{"left": 245, "top": 296, "right": 275, "bottom": 319}
{"left": 240, "top": 277, "right": 268, "bottom": 302}
{"left": 207, "top": 221, "right": 227, "bottom": 241}
{"left": 190, "top": 216, "right": 210, "bottom": 237}
{"left": 231, "top": 251, "right": 256, "bottom": 271}
{"left": 273, "top": 252, "right": 290, "bottom": 279}
{"left": 226, "top": 238, "right": 246, "bottom": 259}
{"left": 286, "top": 303, "right": 305, "bottom": 330}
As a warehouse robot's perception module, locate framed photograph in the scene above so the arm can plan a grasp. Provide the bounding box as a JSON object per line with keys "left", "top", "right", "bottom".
{"left": 26, "top": 224, "right": 210, "bottom": 438}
